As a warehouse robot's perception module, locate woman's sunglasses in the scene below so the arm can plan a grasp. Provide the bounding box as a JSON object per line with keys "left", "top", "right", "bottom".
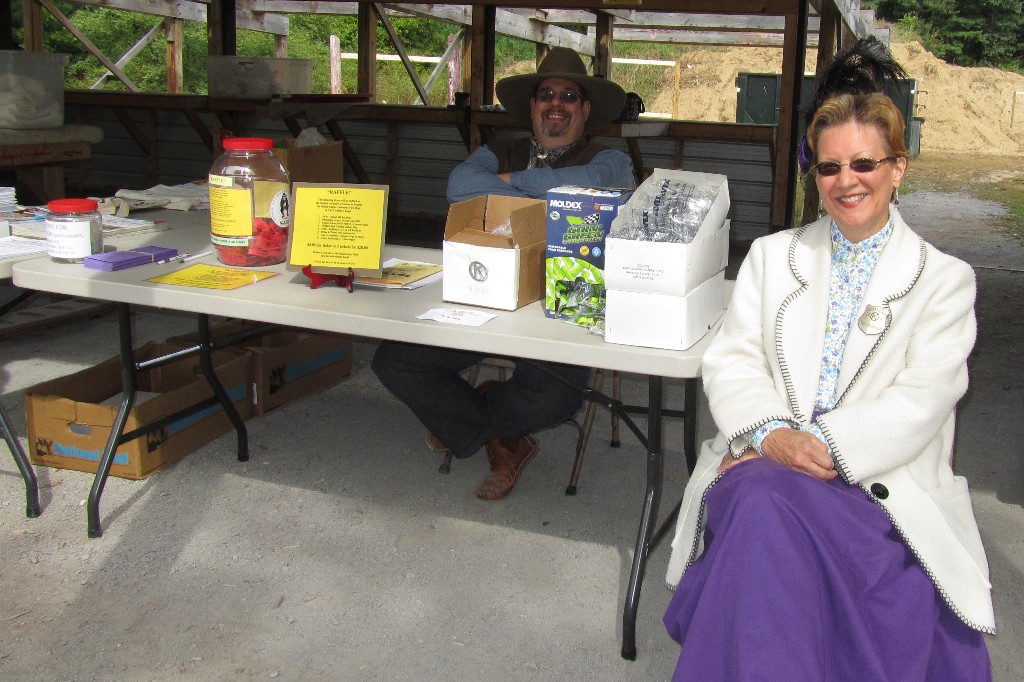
{"left": 535, "top": 88, "right": 583, "bottom": 105}
{"left": 811, "top": 156, "right": 897, "bottom": 177}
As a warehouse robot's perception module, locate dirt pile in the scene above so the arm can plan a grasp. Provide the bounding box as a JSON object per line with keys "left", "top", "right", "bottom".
{"left": 646, "top": 40, "right": 1024, "bottom": 155}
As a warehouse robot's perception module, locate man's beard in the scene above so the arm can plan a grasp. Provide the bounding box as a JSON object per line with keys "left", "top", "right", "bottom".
{"left": 540, "top": 112, "right": 572, "bottom": 138}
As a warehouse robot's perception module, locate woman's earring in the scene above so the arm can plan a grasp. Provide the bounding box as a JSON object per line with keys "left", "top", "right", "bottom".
{"left": 892, "top": 187, "right": 900, "bottom": 206}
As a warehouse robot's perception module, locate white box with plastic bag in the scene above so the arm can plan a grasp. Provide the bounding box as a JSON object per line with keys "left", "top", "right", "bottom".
{"left": 603, "top": 169, "right": 730, "bottom": 350}
{"left": 604, "top": 169, "right": 730, "bottom": 297}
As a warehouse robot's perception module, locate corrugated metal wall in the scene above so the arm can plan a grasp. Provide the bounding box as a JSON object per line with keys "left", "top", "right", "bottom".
{"left": 66, "top": 104, "right": 774, "bottom": 242}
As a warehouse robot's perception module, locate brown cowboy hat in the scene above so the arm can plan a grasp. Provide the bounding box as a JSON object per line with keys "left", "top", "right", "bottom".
{"left": 495, "top": 47, "right": 626, "bottom": 131}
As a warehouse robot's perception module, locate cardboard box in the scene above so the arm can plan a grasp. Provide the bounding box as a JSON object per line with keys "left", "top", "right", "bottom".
{"left": 206, "top": 56, "right": 312, "bottom": 98}
{"left": 604, "top": 271, "right": 726, "bottom": 351}
{"left": 604, "top": 170, "right": 730, "bottom": 297}
{"left": 273, "top": 140, "right": 345, "bottom": 184}
{"left": 25, "top": 343, "right": 252, "bottom": 479}
{"left": 166, "top": 320, "right": 353, "bottom": 417}
{"left": 545, "top": 186, "right": 631, "bottom": 323}
{"left": 442, "top": 194, "right": 547, "bottom": 310}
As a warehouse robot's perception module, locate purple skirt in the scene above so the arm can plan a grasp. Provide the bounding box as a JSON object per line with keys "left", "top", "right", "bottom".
{"left": 664, "top": 458, "right": 990, "bottom": 681}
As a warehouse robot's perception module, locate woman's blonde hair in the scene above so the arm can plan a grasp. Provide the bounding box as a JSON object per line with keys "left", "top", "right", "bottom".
{"left": 806, "top": 92, "right": 908, "bottom": 159}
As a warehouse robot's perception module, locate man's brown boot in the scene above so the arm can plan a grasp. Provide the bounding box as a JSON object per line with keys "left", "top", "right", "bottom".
{"left": 474, "top": 435, "right": 540, "bottom": 501}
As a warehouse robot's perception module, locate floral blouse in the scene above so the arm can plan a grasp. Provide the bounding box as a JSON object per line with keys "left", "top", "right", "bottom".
{"left": 748, "top": 218, "right": 894, "bottom": 453}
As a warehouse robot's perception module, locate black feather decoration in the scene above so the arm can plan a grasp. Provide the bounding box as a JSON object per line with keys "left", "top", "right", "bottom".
{"left": 806, "top": 36, "right": 908, "bottom": 124}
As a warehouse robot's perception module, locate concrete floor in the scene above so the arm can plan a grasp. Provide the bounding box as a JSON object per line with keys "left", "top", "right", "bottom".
{"left": 1, "top": 189, "right": 1022, "bottom": 680}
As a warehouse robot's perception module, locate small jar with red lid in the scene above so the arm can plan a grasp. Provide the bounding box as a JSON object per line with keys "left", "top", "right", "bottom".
{"left": 208, "top": 137, "right": 291, "bottom": 266}
{"left": 45, "top": 198, "right": 103, "bottom": 263}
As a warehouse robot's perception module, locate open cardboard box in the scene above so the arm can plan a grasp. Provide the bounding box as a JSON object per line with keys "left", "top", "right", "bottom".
{"left": 604, "top": 170, "right": 730, "bottom": 297}
{"left": 273, "top": 139, "right": 346, "bottom": 184}
{"left": 442, "top": 194, "right": 547, "bottom": 310}
{"left": 166, "top": 320, "right": 353, "bottom": 417}
{"left": 25, "top": 343, "right": 252, "bottom": 479}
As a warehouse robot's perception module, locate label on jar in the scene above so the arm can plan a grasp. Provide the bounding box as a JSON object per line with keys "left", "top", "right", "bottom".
{"left": 209, "top": 185, "right": 254, "bottom": 237}
{"left": 254, "top": 181, "right": 291, "bottom": 228}
{"left": 45, "top": 218, "right": 92, "bottom": 259}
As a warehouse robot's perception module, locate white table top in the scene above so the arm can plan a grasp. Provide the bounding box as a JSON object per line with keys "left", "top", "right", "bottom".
{"left": 13, "top": 210, "right": 722, "bottom": 378}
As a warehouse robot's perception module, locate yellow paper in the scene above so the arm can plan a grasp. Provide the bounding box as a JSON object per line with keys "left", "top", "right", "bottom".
{"left": 209, "top": 186, "right": 253, "bottom": 237}
{"left": 356, "top": 261, "right": 442, "bottom": 287}
{"left": 147, "top": 263, "right": 277, "bottom": 290}
{"left": 289, "top": 185, "right": 387, "bottom": 270}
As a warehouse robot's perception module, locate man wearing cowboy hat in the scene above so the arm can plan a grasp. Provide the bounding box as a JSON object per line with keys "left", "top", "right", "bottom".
{"left": 372, "top": 47, "right": 634, "bottom": 501}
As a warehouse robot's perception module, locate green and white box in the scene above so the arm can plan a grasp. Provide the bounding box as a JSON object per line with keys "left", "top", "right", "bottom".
{"left": 545, "top": 186, "right": 631, "bottom": 324}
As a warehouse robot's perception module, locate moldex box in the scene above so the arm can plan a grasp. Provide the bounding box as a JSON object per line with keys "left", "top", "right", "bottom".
{"left": 545, "top": 186, "right": 631, "bottom": 324}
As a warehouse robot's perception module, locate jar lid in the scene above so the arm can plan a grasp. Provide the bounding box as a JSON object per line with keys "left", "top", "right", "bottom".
{"left": 48, "top": 198, "right": 99, "bottom": 213}
{"left": 222, "top": 137, "right": 274, "bottom": 151}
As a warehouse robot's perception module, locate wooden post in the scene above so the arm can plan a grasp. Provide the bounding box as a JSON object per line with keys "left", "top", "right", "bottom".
{"left": 673, "top": 58, "right": 681, "bottom": 120}
{"left": 770, "top": 7, "right": 809, "bottom": 231}
{"left": 1, "top": 0, "right": 15, "bottom": 49}
{"left": 330, "top": 35, "right": 342, "bottom": 94}
{"left": 22, "top": 0, "right": 43, "bottom": 51}
{"left": 165, "top": 17, "right": 183, "bottom": 94}
{"left": 594, "top": 12, "right": 613, "bottom": 80}
{"left": 357, "top": 2, "right": 377, "bottom": 100}
{"left": 468, "top": 4, "right": 495, "bottom": 151}
{"left": 800, "top": 0, "right": 839, "bottom": 226}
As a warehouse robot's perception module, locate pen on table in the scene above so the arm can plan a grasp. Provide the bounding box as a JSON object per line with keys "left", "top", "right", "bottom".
{"left": 157, "top": 251, "right": 189, "bottom": 264}
{"left": 179, "top": 250, "right": 212, "bottom": 263}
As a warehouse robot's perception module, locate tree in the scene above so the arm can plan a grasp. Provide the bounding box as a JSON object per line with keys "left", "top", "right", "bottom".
{"left": 867, "top": 0, "right": 1024, "bottom": 69}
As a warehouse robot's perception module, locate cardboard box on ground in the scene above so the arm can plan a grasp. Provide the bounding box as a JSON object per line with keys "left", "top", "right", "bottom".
{"left": 544, "top": 186, "right": 631, "bottom": 326}
{"left": 25, "top": 343, "right": 252, "bottom": 480}
{"left": 604, "top": 169, "right": 731, "bottom": 351}
{"left": 273, "top": 138, "right": 345, "bottom": 184}
{"left": 442, "top": 195, "right": 547, "bottom": 310}
{"left": 166, "top": 319, "right": 353, "bottom": 417}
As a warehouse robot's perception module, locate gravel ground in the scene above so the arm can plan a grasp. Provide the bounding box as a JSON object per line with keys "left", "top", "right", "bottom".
{"left": 1, "top": 188, "right": 1022, "bottom": 680}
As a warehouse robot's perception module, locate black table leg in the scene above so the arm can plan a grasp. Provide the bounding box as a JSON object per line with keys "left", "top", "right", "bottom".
{"left": 87, "top": 307, "right": 251, "bottom": 537}
{"left": 1, "top": 400, "right": 40, "bottom": 518}
{"left": 197, "top": 314, "right": 248, "bottom": 461}
{"left": 88, "top": 303, "right": 137, "bottom": 538}
{"left": 621, "top": 375, "right": 664, "bottom": 660}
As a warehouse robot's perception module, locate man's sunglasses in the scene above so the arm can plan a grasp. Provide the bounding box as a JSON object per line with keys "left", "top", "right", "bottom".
{"left": 535, "top": 88, "right": 583, "bottom": 105}
{"left": 810, "top": 156, "right": 897, "bottom": 177}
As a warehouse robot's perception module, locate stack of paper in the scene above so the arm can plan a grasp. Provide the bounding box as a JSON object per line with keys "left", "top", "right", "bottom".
{"left": 0, "top": 235, "right": 49, "bottom": 260}
{"left": 0, "top": 187, "right": 16, "bottom": 213}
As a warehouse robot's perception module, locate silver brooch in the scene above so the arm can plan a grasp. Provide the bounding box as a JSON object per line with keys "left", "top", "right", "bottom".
{"left": 857, "top": 304, "right": 887, "bottom": 335}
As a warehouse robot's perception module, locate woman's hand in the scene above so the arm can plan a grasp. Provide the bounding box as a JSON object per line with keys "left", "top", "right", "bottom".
{"left": 717, "top": 448, "right": 759, "bottom": 473}
{"left": 760, "top": 428, "right": 838, "bottom": 481}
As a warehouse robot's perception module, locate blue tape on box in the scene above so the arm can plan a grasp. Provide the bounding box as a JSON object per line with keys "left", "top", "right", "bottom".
{"left": 84, "top": 246, "right": 178, "bottom": 271}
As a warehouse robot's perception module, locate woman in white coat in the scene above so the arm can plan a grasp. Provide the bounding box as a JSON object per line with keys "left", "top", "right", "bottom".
{"left": 663, "top": 39, "right": 994, "bottom": 681}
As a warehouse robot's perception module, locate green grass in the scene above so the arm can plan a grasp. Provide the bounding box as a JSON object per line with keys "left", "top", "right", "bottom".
{"left": 981, "top": 175, "right": 1024, "bottom": 241}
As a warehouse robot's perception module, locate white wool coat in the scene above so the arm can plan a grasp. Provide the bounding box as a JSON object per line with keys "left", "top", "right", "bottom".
{"left": 664, "top": 208, "right": 995, "bottom": 633}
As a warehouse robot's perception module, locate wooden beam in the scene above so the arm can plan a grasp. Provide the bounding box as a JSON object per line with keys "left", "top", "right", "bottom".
{"left": 39, "top": 0, "right": 140, "bottom": 90}
{"left": 72, "top": 0, "right": 289, "bottom": 35}
{"left": 91, "top": 19, "right": 163, "bottom": 89}
{"left": 373, "top": 2, "right": 431, "bottom": 105}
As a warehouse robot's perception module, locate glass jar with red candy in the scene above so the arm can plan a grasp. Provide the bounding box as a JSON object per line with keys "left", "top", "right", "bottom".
{"left": 208, "top": 137, "right": 291, "bottom": 266}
